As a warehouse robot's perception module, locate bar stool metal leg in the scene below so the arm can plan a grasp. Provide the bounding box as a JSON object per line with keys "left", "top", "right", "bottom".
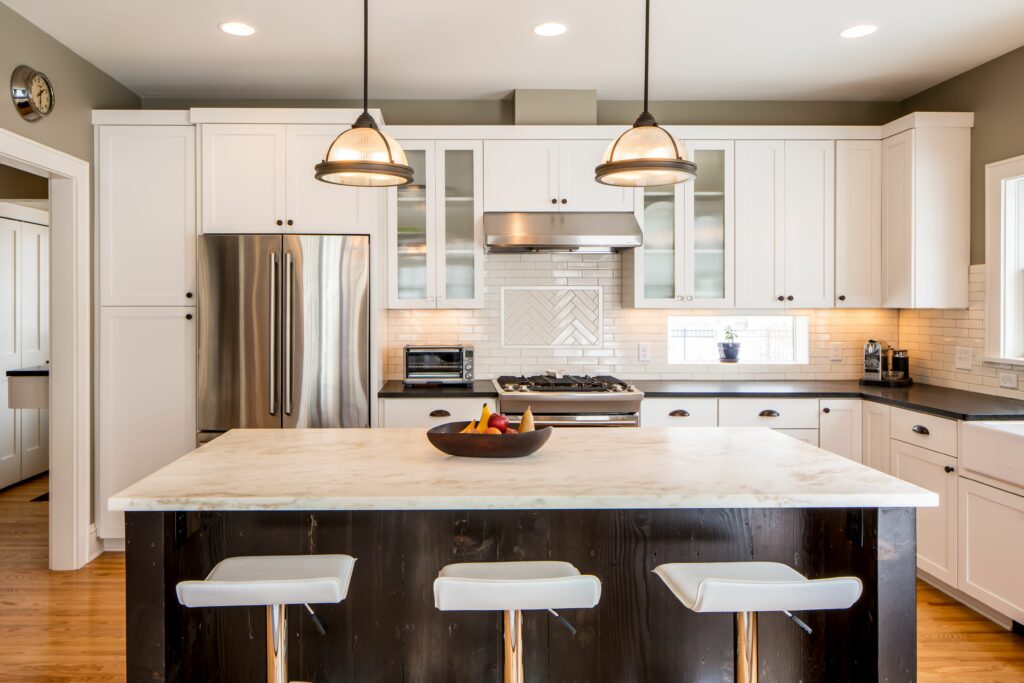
{"left": 267, "top": 604, "right": 288, "bottom": 683}
{"left": 735, "top": 611, "right": 757, "bottom": 683}
{"left": 503, "top": 609, "right": 524, "bottom": 683}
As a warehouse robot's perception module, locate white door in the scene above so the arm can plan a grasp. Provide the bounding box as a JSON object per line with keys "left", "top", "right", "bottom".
{"left": 835, "top": 140, "right": 882, "bottom": 308}
{"left": 862, "top": 402, "right": 891, "bottom": 473}
{"left": 100, "top": 125, "right": 196, "bottom": 306}
{"left": 98, "top": 307, "right": 196, "bottom": 538}
{"left": 557, "top": 140, "right": 634, "bottom": 212}
{"left": 783, "top": 141, "right": 835, "bottom": 308}
{"left": 483, "top": 140, "right": 559, "bottom": 212}
{"left": 734, "top": 141, "right": 785, "bottom": 308}
{"left": 882, "top": 130, "right": 915, "bottom": 308}
{"left": 892, "top": 440, "right": 958, "bottom": 584}
{"left": 958, "top": 478, "right": 1024, "bottom": 623}
{"left": 18, "top": 222, "right": 48, "bottom": 479}
{"left": 0, "top": 218, "right": 20, "bottom": 488}
{"left": 285, "top": 125, "right": 369, "bottom": 234}
{"left": 818, "top": 399, "right": 862, "bottom": 462}
{"left": 201, "top": 124, "right": 286, "bottom": 233}
{"left": 681, "top": 140, "right": 734, "bottom": 307}
{"left": 434, "top": 141, "right": 484, "bottom": 308}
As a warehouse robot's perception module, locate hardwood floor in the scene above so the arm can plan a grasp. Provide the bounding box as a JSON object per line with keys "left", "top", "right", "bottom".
{"left": 1, "top": 475, "right": 1022, "bottom": 682}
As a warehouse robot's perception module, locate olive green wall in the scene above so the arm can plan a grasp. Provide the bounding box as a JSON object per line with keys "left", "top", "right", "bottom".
{"left": 0, "top": 163, "right": 48, "bottom": 199}
{"left": 899, "top": 45, "right": 1024, "bottom": 265}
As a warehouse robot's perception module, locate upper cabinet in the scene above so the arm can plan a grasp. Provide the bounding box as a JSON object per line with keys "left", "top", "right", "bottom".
{"left": 483, "top": 140, "right": 634, "bottom": 212}
{"left": 624, "top": 140, "right": 734, "bottom": 308}
{"left": 99, "top": 125, "right": 196, "bottom": 306}
{"left": 389, "top": 140, "right": 484, "bottom": 309}
{"left": 835, "top": 140, "right": 882, "bottom": 308}
{"left": 200, "top": 124, "right": 377, "bottom": 234}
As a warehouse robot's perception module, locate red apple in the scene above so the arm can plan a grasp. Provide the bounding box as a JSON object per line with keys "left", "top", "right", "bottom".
{"left": 487, "top": 412, "right": 510, "bottom": 434}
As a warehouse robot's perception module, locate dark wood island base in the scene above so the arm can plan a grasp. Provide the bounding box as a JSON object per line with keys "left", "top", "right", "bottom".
{"left": 126, "top": 507, "right": 916, "bottom": 682}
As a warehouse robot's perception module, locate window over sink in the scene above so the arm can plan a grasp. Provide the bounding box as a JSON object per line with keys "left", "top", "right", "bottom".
{"left": 666, "top": 315, "right": 809, "bottom": 364}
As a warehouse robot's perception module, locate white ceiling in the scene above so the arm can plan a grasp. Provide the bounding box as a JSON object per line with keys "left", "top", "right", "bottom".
{"left": 6, "top": 0, "right": 1024, "bottom": 102}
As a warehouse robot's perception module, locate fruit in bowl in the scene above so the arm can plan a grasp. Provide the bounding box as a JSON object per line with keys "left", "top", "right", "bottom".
{"left": 426, "top": 405, "right": 550, "bottom": 458}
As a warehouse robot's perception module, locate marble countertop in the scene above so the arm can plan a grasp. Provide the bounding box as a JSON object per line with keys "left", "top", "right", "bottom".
{"left": 109, "top": 427, "right": 937, "bottom": 512}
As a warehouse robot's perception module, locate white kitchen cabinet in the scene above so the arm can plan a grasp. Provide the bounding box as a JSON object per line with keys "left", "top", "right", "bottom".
{"left": 20, "top": 408, "right": 47, "bottom": 480}
{"left": 483, "top": 140, "right": 633, "bottom": 213}
{"left": 957, "top": 478, "right": 1024, "bottom": 623}
{"left": 99, "top": 125, "right": 196, "bottom": 306}
{"left": 381, "top": 397, "right": 496, "bottom": 429}
{"left": 718, "top": 398, "right": 819, "bottom": 429}
{"left": 835, "top": 140, "right": 882, "bottom": 308}
{"left": 892, "top": 440, "right": 958, "bottom": 585}
{"left": 624, "top": 141, "right": 734, "bottom": 308}
{"left": 98, "top": 307, "right": 196, "bottom": 538}
{"left": 641, "top": 398, "right": 718, "bottom": 427}
{"left": 818, "top": 399, "right": 862, "bottom": 463}
{"left": 890, "top": 406, "right": 958, "bottom": 457}
{"left": 881, "top": 127, "right": 970, "bottom": 308}
{"left": 389, "top": 140, "right": 484, "bottom": 309}
{"left": 734, "top": 141, "right": 783, "bottom": 308}
{"left": 775, "top": 429, "right": 819, "bottom": 446}
{"left": 862, "top": 402, "right": 891, "bottom": 473}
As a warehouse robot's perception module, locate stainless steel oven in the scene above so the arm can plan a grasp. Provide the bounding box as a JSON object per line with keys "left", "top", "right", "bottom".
{"left": 403, "top": 345, "right": 474, "bottom": 385}
{"left": 494, "top": 375, "right": 642, "bottom": 427}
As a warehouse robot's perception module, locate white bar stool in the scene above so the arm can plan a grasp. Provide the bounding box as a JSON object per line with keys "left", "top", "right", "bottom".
{"left": 654, "top": 561, "right": 862, "bottom": 683}
{"left": 434, "top": 561, "right": 601, "bottom": 683}
{"left": 177, "top": 554, "right": 356, "bottom": 683}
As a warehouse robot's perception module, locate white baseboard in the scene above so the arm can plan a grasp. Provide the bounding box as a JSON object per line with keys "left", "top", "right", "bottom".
{"left": 102, "top": 537, "right": 125, "bottom": 552}
{"left": 87, "top": 523, "right": 104, "bottom": 562}
{"left": 917, "top": 570, "right": 1013, "bottom": 630}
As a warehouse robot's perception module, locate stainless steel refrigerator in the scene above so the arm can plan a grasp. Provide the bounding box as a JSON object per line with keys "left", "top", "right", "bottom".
{"left": 197, "top": 234, "right": 370, "bottom": 442}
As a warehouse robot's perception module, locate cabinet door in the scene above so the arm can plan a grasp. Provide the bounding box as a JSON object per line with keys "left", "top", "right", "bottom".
{"left": 634, "top": 183, "right": 684, "bottom": 305}
{"left": 882, "top": 130, "right": 914, "bottom": 308}
{"left": 734, "top": 141, "right": 785, "bottom": 308}
{"left": 0, "top": 218, "right": 19, "bottom": 488}
{"left": 783, "top": 141, "right": 835, "bottom": 308}
{"left": 862, "top": 402, "right": 891, "bottom": 473}
{"left": 201, "top": 124, "right": 286, "bottom": 233}
{"left": 285, "top": 125, "right": 369, "bottom": 234}
{"left": 389, "top": 141, "right": 436, "bottom": 308}
{"left": 20, "top": 406, "right": 47, "bottom": 479}
{"left": 381, "top": 398, "right": 496, "bottom": 429}
{"left": 641, "top": 398, "right": 718, "bottom": 427}
{"left": 435, "top": 141, "right": 484, "bottom": 308}
{"left": 557, "top": 140, "right": 634, "bottom": 212}
{"left": 98, "top": 307, "right": 196, "bottom": 539}
{"left": 892, "top": 440, "right": 957, "bottom": 584}
{"left": 483, "top": 140, "right": 559, "bottom": 212}
{"left": 19, "top": 222, "right": 48, "bottom": 366}
{"left": 100, "top": 126, "right": 196, "bottom": 306}
{"left": 958, "top": 478, "right": 1024, "bottom": 623}
{"left": 835, "top": 140, "right": 882, "bottom": 308}
{"left": 819, "top": 399, "right": 862, "bottom": 462}
{"left": 682, "top": 141, "right": 734, "bottom": 307}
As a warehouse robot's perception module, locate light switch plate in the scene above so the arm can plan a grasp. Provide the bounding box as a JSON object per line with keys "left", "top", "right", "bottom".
{"left": 638, "top": 342, "right": 652, "bottom": 363}
{"left": 830, "top": 342, "right": 843, "bottom": 362}
{"left": 954, "top": 346, "right": 973, "bottom": 371}
{"left": 999, "top": 372, "right": 1019, "bottom": 389}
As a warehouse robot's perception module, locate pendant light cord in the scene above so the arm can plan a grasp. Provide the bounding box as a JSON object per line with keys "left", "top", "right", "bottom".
{"left": 643, "top": 0, "right": 650, "bottom": 116}
{"left": 362, "top": 0, "right": 369, "bottom": 115}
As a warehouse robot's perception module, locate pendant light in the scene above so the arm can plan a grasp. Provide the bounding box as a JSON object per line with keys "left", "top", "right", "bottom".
{"left": 315, "top": 0, "right": 413, "bottom": 187}
{"left": 595, "top": 0, "right": 696, "bottom": 187}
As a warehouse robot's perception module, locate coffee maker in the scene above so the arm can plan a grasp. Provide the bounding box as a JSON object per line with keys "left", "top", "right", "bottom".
{"left": 859, "top": 340, "right": 912, "bottom": 387}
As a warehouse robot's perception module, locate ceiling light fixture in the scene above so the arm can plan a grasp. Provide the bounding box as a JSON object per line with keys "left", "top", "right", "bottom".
{"left": 595, "top": 0, "right": 695, "bottom": 187}
{"left": 839, "top": 24, "right": 878, "bottom": 39}
{"left": 533, "top": 22, "right": 568, "bottom": 37}
{"left": 314, "top": 0, "right": 413, "bottom": 187}
{"left": 219, "top": 21, "right": 256, "bottom": 37}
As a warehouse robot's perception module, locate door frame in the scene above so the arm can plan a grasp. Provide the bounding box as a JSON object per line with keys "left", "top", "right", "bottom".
{"left": 0, "top": 126, "right": 91, "bottom": 570}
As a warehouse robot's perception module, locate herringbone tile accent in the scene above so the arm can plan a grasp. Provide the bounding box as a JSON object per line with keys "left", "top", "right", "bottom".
{"left": 502, "top": 286, "right": 602, "bottom": 348}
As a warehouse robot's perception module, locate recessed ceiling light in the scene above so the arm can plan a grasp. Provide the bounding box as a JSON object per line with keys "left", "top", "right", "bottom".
{"left": 533, "top": 22, "right": 568, "bottom": 37}
{"left": 839, "top": 24, "right": 878, "bottom": 39}
{"left": 219, "top": 21, "right": 256, "bottom": 37}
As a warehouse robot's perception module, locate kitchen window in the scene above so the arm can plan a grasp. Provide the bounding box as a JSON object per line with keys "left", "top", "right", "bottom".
{"left": 985, "top": 154, "right": 1024, "bottom": 363}
{"left": 667, "top": 315, "right": 809, "bottom": 364}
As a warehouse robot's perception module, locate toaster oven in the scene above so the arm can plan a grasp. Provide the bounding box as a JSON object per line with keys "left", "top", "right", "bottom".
{"left": 403, "top": 345, "right": 474, "bottom": 386}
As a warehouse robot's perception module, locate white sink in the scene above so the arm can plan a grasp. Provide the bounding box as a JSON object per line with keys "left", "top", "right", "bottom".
{"left": 961, "top": 421, "right": 1024, "bottom": 491}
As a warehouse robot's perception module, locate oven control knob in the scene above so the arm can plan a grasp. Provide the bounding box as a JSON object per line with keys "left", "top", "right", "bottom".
{"left": 465, "top": 362, "right": 473, "bottom": 370}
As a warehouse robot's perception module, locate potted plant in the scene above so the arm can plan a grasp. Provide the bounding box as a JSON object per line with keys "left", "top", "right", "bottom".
{"left": 718, "top": 326, "right": 741, "bottom": 363}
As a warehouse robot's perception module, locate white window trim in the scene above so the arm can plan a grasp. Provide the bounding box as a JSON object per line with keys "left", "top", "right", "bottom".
{"left": 985, "top": 154, "right": 1024, "bottom": 365}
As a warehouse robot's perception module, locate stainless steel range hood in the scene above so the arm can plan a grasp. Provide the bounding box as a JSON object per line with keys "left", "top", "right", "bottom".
{"left": 484, "top": 212, "right": 643, "bottom": 252}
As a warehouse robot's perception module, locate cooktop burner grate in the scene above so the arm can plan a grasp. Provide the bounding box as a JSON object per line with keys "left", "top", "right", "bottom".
{"left": 497, "top": 375, "right": 631, "bottom": 393}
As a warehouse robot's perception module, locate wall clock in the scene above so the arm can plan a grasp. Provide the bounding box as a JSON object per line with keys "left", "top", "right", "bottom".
{"left": 10, "top": 65, "right": 54, "bottom": 122}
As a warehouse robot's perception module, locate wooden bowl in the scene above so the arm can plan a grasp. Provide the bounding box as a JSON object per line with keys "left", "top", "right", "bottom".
{"left": 426, "top": 421, "right": 553, "bottom": 458}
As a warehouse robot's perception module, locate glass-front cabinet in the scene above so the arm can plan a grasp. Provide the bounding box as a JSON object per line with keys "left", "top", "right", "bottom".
{"left": 624, "top": 140, "right": 734, "bottom": 308}
{"left": 388, "top": 140, "right": 484, "bottom": 308}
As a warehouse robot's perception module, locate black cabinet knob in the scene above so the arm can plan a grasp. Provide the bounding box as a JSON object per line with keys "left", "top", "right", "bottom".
{"left": 777, "top": 295, "right": 785, "bottom": 302}
{"left": 186, "top": 292, "right": 193, "bottom": 299}
{"left": 185, "top": 313, "right": 193, "bottom": 320}
{"left": 287, "top": 219, "right": 294, "bottom": 226}
{"left": 838, "top": 295, "right": 847, "bottom": 301}
{"left": 822, "top": 407, "right": 831, "bottom": 414}
{"left": 561, "top": 198, "right": 567, "bottom": 204}
{"left": 669, "top": 409, "right": 690, "bottom": 417}
{"left": 551, "top": 198, "right": 557, "bottom": 204}
{"left": 787, "top": 295, "right": 794, "bottom": 301}
{"left": 276, "top": 219, "right": 283, "bottom": 226}
{"left": 944, "top": 465, "right": 955, "bottom": 474}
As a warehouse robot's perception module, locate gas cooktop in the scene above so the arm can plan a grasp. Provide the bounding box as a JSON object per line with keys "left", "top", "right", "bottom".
{"left": 496, "top": 374, "right": 636, "bottom": 394}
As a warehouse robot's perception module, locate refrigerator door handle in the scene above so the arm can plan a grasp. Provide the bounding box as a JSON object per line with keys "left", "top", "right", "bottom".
{"left": 269, "top": 251, "right": 278, "bottom": 416}
{"left": 284, "top": 252, "right": 294, "bottom": 416}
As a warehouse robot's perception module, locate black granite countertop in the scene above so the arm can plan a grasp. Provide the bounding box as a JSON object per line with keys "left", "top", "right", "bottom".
{"left": 5, "top": 365, "right": 49, "bottom": 377}
{"left": 633, "top": 380, "right": 1024, "bottom": 421}
{"left": 378, "top": 380, "right": 498, "bottom": 399}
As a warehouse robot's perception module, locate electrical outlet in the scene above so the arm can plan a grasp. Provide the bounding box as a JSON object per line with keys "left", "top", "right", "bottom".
{"left": 999, "top": 372, "right": 1019, "bottom": 390}
{"left": 830, "top": 342, "right": 843, "bottom": 362}
{"left": 638, "top": 342, "right": 652, "bottom": 363}
{"left": 954, "top": 346, "right": 973, "bottom": 371}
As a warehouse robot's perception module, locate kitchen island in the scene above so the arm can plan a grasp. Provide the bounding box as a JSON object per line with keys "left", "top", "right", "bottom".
{"left": 111, "top": 427, "right": 937, "bottom": 682}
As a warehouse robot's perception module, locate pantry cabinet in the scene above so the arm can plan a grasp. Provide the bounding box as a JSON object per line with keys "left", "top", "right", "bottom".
{"left": 835, "top": 140, "right": 882, "bottom": 308}
{"left": 892, "top": 439, "right": 958, "bottom": 585}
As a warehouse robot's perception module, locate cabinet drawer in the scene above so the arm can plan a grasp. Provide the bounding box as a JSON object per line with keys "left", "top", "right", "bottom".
{"left": 381, "top": 398, "right": 496, "bottom": 429}
{"left": 718, "top": 398, "right": 819, "bottom": 429}
{"left": 891, "top": 407, "right": 958, "bottom": 457}
{"left": 775, "top": 429, "right": 818, "bottom": 447}
{"left": 641, "top": 398, "right": 718, "bottom": 427}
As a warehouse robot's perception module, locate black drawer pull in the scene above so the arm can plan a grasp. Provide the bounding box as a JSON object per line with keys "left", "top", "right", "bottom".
{"left": 944, "top": 465, "right": 955, "bottom": 474}
{"left": 912, "top": 425, "right": 930, "bottom": 435}
{"left": 429, "top": 409, "right": 451, "bottom": 418}
{"left": 669, "top": 409, "right": 690, "bottom": 417}
{"left": 822, "top": 407, "right": 831, "bottom": 414}
{"left": 759, "top": 410, "right": 780, "bottom": 418}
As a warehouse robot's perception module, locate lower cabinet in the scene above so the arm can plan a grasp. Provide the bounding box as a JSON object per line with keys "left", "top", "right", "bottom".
{"left": 861, "top": 402, "right": 891, "bottom": 473}
{"left": 98, "top": 307, "right": 196, "bottom": 539}
{"left": 381, "top": 397, "right": 496, "bottom": 429}
{"left": 818, "top": 399, "right": 862, "bottom": 462}
{"left": 640, "top": 398, "right": 718, "bottom": 427}
{"left": 892, "top": 439, "right": 958, "bottom": 585}
{"left": 775, "top": 428, "right": 819, "bottom": 446}
{"left": 20, "top": 408, "right": 47, "bottom": 480}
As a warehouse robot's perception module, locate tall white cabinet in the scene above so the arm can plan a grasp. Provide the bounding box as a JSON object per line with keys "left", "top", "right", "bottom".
{"left": 835, "top": 141, "right": 882, "bottom": 308}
